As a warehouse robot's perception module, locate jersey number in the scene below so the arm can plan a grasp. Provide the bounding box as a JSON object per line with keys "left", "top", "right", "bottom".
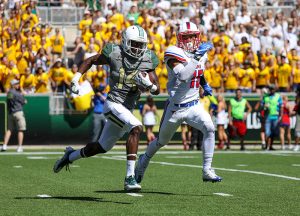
{"left": 190, "top": 68, "right": 203, "bottom": 88}
{"left": 117, "top": 67, "right": 138, "bottom": 90}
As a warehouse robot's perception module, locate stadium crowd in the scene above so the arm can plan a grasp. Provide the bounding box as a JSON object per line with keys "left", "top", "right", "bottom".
{"left": 0, "top": 0, "right": 299, "bottom": 94}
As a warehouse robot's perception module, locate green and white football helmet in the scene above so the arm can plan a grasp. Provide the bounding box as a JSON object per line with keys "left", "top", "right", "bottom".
{"left": 121, "top": 25, "right": 148, "bottom": 59}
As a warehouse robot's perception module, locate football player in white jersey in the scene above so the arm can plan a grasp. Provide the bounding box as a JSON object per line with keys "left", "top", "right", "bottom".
{"left": 53, "top": 25, "right": 160, "bottom": 191}
{"left": 135, "top": 21, "right": 222, "bottom": 185}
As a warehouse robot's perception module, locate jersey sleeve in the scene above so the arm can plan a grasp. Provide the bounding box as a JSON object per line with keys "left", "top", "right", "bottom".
{"left": 164, "top": 46, "right": 187, "bottom": 63}
{"left": 101, "top": 43, "right": 114, "bottom": 63}
{"left": 149, "top": 50, "right": 159, "bottom": 70}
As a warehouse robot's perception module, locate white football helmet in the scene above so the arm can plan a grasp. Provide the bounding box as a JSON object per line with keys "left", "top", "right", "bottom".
{"left": 177, "top": 22, "right": 201, "bottom": 53}
{"left": 122, "top": 25, "right": 148, "bottom": 59}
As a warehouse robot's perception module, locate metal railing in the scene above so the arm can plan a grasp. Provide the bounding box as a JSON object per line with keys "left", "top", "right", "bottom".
{"left": 37, "top": 6, "right": 85, "bottom": 25}
{"left": 247, "top": 5, "right": 295, "bottom": 16}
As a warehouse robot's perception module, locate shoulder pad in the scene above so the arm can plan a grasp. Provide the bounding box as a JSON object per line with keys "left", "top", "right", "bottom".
{"left": 164, "top": 46, "right": 187, "bottom": 63}
{"left": 101, "top": 43, "right": 118, "bottom": 58}
{"left": 144, "top": 49, "right": 159, "bottom": 70}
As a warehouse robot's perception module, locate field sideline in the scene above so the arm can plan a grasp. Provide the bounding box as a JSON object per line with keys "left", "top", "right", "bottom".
{"left": 0, "top": 149, "right": 299, "bottom": 215}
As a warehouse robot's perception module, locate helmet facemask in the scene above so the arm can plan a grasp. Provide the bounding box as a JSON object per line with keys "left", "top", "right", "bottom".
{"left": 177, "top": 31, "right": 201, "bottom": 53}
{"left": 122, "top": 26, "right": 148, "bottom": 59}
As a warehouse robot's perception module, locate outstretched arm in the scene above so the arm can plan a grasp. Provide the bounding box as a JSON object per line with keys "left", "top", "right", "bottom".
{"left": 78, "top": 54, "right": 108, "bottom": 75}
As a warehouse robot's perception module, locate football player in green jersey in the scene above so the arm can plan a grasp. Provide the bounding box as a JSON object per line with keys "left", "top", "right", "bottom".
{"left": 53, "top": 25, "right": 160, "bottom": 191}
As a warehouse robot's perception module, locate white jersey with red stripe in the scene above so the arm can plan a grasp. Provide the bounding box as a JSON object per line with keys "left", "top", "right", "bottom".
{"left": 164, "top": 45, "right": 204, "bottom": 105}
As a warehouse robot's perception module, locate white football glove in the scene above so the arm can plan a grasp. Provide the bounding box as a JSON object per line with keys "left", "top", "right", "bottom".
{"left": 71, "top": 72, "right": 82, "bottom": 94}
{"left": 136, "top": 72, "right": 152, "bottom": 88}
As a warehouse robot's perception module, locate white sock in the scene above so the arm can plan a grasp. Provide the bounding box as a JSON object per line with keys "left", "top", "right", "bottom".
{"left": 202, "top": 131, "right": 215, "bottom": 170}
{"left": 2, "top": 144, "right": 7, "bottom": 150}
{"left": 69, "top": 150, "right": 82, "bottom": 162}
{"left": 126, "top": 160, "right": 135, "bottom": 177}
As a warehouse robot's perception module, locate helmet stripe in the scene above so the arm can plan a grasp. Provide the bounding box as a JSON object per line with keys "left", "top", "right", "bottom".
{"left": 136, "top": 25, "right": 144, "bottom": 37}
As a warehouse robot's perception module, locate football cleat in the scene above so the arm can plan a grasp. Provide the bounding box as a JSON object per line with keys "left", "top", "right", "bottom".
{"left": 134, "top": 154, "right": 149, "bottom": 184}
{"left": 53, "top": 146, "right": 74, "bottom": 173}
{"left": 124, "top": 175, "right": 141, "bottom": 191}
{"left": 203, "top": 168, "right": 222, "bottom": 183}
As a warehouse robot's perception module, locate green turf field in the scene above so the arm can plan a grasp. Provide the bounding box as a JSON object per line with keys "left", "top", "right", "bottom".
{"left": 0, "top": 150, "right": 300, "bottom": 216}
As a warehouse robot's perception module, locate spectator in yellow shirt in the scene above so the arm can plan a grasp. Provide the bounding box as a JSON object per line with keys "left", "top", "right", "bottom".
{"left": 50, "top": 28, "right": 65, "bottom": 60}
{"left": 0, "top": 57, "right": 9, "bottom": 92}
{"left": 3, "top": 39, "right": 20, "bottom": 64}
{"left": 277, "top": 55, "right": 292, "bottom": 92}
{"left": 240, "top": 61, "right": 256, "bottom": 93}
{"left": 78, "top": 11, "right": 93, "bottom": 31}
{"left": 255, "top": 62, "right": 270, "bottom": 94}
{"left": 224, "top": 63, "right": 239, "bottom": 92}
{"left": 34, "top": 67, "right": 49, "bottom": 93}
{"left": 22, "top": 6, "right": 39, "bottom": 28}
{"left": 92, "top": 65, "right": 107, "bottom": 89}
{"left": 16, "top": 44, "right": 32, "bottom": 75}
{"left": 4, "top": 61, "right": 20, "bottom": 92}
{"left": 20, "top": 68, "right": 35, "bottom": 94}
{"left": 209, "top": 61, "right": 223, "bottom": 93}
{"left": 288, "top": 48, "right": 300, "bottom": 67}
{"left": 109, "top": 7, "right": 125, "bottom": 32}
{"left": 292, "top": 60, "right": 300, "bottom": 91}
{"left": 48, "top": 59, "right": 67, "bottom": 93}
{"left": 156, "top": 62, "right": 168, "bottom": 93}
{"left": 64, "top": 64, "right": 77, "bottom": 88}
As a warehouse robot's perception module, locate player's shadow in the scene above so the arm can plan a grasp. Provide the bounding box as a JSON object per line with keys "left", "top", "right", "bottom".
{"left": 15, "top": 196, "right": 132, "bottom": 205}
{"left": 95, "top": 190, "right": 212, "bottom": 197}
{"left": 95, "top": 189, "right": 175, "bottom": 196}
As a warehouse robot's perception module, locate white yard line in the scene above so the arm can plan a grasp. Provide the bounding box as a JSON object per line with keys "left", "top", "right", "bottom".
{"left": 166, "top": 156, "right": 196, "bottom": 159}
{"left": 126, "top": 193, "right": 143, "bottom": 197}
{"left": 70, "top": 165, "right": 80, "bottom": 168}
{"left": 27, "top": 156, "right": 49, "bottom": 159}
{"left": 13, "top": 165, "right": 23, "bottom": 168}
{"left": 102, "top": 156, "right": 300, "bottom": 181}
{"left": 236, "top": 164, "right": 248, "bottom": 167}
{"left": 213, "top": 193, "right": 233, "bottom": 197}
{"left": 292, "top": 164, "right": 300, "bottom": 167}
{"left": 37, "top": 194, "right": 52, "bottom": 198}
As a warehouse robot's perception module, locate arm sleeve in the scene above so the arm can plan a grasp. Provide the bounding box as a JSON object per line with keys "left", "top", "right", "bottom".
{"left": 173, "top": 58, "right": 199, "bottom": 82}
{"left": 172, "top": 53, "right": 207, "bottom": 82}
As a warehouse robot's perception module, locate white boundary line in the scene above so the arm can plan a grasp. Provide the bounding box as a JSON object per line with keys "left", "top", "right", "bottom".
{"left": 213, "top": 193, "right": 233, "bottom": 197}
{"left": 102, "top": 156, "right": 300, "bottom": 181}
{"left": 37, "top": 194, "right": 52, "bottom": 198}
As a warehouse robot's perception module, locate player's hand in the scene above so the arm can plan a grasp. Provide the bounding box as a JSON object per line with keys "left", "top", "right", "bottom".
{"left": 70, "top": 72, "right": 82, "bottom": 94}
{"left": 194, "top": 42, "right": 213, "bottom": 60}
{"left": 134, "top": 72, "right": 153, "bottom": 89}
{"left": 202, "top": 83, "right": 212, "bottom": 96}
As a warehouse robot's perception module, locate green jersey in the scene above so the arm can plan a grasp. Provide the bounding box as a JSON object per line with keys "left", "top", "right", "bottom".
{"left": 230, "top": 98, "right": 247, "bottom": 120}
{"left": 101, "top": 43, "right": 159, "bottom": 110}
